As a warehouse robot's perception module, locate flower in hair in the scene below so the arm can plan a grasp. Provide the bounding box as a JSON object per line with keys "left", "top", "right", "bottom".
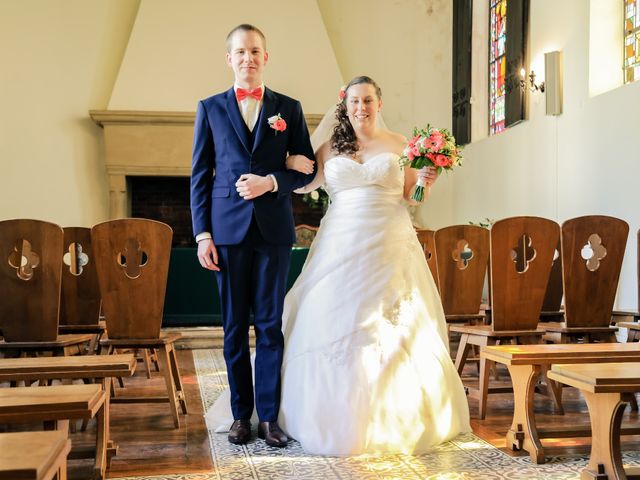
{"left": 338, "top": 85, "right": 346, "bottom": 101}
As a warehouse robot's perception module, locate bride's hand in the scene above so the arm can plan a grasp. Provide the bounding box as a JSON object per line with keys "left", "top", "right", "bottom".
{"left": 286, "top": 154, "right": 315, "bottom": 174}
{"left": 418, "top": 166, "right": 438, "bottom": 187}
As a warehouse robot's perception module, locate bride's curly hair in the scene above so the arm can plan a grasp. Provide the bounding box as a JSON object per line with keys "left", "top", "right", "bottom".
{"left": 330, "top": 76, "right": 382, "bottom": 157}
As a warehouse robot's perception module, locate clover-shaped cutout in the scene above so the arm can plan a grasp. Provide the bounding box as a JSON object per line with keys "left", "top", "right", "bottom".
{"left": 63, "top": 242, "right": 89, "bottom": 276}
{"left": 116, "top": 238, "right": 148, "bottom": 279}
{"left": 580, "top": 233, "right": 606, "bottom": 272}
{"left": 510, "top": 234, "right": 536, "bottom": 273}
{"left": 7, "top": 239, "right": 40, "bottom": 281}
{"left": 424, "top": 247, "right": 433, "bottom": 261}
{"left": 452, "top": 239, "right": 474, "bottom": 270}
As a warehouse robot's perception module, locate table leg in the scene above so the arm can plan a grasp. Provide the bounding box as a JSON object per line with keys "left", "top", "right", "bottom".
{"left": 580, "top": 391, "right": 628, "bottom": 480}
{"left": 505, "top": 364, "right": 545, "bottom": 464}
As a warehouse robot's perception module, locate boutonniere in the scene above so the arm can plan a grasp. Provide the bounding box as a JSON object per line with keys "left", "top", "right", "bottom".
{"left": 267, "top": 113, "right": 287, "bottom": 134}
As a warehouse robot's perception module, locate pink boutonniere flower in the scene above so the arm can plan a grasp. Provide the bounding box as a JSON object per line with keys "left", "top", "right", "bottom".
{"left": 267, "top": 113, "right": 287, "bottom": 134}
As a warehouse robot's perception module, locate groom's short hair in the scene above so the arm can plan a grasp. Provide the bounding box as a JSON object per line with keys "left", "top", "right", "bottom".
{"left": 226, "top": 24, "right": 267, "bottom": 52}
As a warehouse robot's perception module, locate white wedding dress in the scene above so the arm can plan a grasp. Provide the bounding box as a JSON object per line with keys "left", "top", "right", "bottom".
{"left": 206, "top": 152, "right": 471, "bottom": 455}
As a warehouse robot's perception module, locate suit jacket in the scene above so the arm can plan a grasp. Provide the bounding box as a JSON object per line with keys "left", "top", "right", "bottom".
{"left": 190, "top": 87, "right": 315, "bottom": 245}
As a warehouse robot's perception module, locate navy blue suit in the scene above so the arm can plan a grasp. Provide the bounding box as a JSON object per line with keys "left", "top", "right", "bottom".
{"left": 190, "top": 87, "right": 314, "bottom": 421}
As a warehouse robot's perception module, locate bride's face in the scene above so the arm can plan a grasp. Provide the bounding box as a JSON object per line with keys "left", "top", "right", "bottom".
{"left": 345, "top": 83, "right": 382, "bottom": 129}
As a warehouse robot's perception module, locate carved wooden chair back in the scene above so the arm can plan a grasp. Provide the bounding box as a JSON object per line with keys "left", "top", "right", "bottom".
{"left": 60, "top": 227, "right": 102, "bottom": 327}
{"left": 415, "top": 229, "right": 440, "bottom": 291}
{"left": 561, "top": 215, "right": 628, "bottom": 328}
{"left": 294, "top": 224, "right": 319, "bottom": 248}
{"left": 435, "top": 225, "right": 489, "bottom": 315}
{"left": 541, "top": 239, "right": 564, "bottom": 312}
{"left": 92, "top": 219, "right": 172, "bottom": 339}
{"left": 0, "top": 219, "right": 63, "bottom": 341}
{"left": 490, "top": 216, "right": 560, "bottom": 332}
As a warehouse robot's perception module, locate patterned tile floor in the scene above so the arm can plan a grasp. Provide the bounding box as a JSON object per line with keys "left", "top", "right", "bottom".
{"left": 115, "top": 349, "right": 640, "bottom": 480}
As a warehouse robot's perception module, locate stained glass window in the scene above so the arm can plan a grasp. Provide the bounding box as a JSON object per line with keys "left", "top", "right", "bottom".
{"left": 489, "top": 0, "right": 507, "bottom": 135}
{"left": 624, "top": 0, "right": 640, "bottom": 83}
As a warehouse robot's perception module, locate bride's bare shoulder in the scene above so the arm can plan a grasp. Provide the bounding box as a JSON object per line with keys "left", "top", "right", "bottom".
{"left": 379, "top": 130, "right": 407, "bottom": 153}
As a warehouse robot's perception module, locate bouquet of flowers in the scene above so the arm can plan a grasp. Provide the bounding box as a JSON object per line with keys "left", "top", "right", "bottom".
{"left": 399, "top": 125, "right": 463, "bottom": 201}
{"left": 302, "top": 187, "right": 330, "bottom": 213}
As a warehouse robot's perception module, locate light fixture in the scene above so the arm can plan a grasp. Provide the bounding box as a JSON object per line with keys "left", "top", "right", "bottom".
{"left": 519, "top": 68, "right": 545, "bottom": 93}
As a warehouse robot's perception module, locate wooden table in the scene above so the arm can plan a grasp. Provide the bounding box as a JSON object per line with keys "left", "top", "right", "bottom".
{"left": 0, "top": 354, "right": 135, "bottom": 479}
{"left": 481, "top": 343, "right": 640, "bottom": 463}
{"left": 0, "top": 430, "right": 71, "bottom": 480}
{"left": 548, "top": 363, "right": 640, "bottom": 480}
{"left": 0, "top": 384, "right": 105, "bottom": 479}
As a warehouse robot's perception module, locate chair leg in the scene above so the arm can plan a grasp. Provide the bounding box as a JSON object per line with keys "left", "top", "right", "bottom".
{"left": 454, "top": 334, "right": 472, "bottom": 375}
{"left": 157, "top": 344, "right": 181, "bottom": 428}
{"left": 150, "top": 348, "right": 160, "bottom": 372}
{"left": 478, "top": 337, "right": 493, "bottom": 420}
{"left": 168, "top": 344, "right": 187, "bottom": 414}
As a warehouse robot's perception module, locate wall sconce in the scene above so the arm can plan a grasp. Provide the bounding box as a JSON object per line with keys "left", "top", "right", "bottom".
{"left": 519, "top": 68, "right": 545, "bottom": 93}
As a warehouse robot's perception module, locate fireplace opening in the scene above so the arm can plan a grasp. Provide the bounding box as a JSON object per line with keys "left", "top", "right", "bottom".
{"left": 130, "top": 176, "right": 194, "bottom": 247}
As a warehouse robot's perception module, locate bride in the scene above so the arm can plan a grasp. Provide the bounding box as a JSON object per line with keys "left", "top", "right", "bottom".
{"left": 207, "top": 75, "right": 470, "bottom": 455}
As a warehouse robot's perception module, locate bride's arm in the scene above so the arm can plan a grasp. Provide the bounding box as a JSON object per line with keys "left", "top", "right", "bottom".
{"left": 293, "top": 142, "right": 329, "bottom": 194}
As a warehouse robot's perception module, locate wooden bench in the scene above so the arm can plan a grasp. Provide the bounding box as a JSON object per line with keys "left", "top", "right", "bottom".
{"left": 548, "top": 363, "right": 640, "bottom": 480}
{"left": 0, "top": 354, "right": 135, "bottom": 480}
{"left": 481, "top": 343, "right": 640, "bottom": 464}
{"left": 0, "top": 430, "right": 71, "bottom": 480}
{"left": 0, "top": 353, "right": 135, "bottom": 385}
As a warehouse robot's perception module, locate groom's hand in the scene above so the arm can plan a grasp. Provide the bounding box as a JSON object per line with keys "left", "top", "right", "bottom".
{"left": 197, "top": 239, "right": 221, "bottom": 271}
{"left": 235, "top": 174, "right": 273, "bottom": 200}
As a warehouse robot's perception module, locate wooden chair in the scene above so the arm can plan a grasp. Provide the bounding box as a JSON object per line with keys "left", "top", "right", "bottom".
{"left": 611, "top": 228, "right": 640, "bottom": 325}
{"left": 434, "top": 225, "right": 489, "bottom": 326}
{"left": 0, "top": 430, "right": 71, "bottom": 480}
{"left": 59, "top": 227, "right": 105, "bottom": 353}
{"left": 450, "top": 216, "right": 559, "bottom": 419}
{"left": 539, "top": 239, "right": 565, "bottom": 321}
{"left": 543, "top": 215, "right": 628, "bottom": 344}
{"left": 415, "top": 229, "right": 440, "bottom": 291}
{"left": 294, "top": 224, "right": 318, "bottom": 247}
{"left": 92, "top": 218, "right": 187, "bottom": 428}
{"left": 0, "top": 219, "right": 93, "bottom": 356}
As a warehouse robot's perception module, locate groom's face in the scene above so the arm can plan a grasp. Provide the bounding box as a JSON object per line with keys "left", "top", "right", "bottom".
{"left": 226, "top": 30, "right": 268, "bottom": 88}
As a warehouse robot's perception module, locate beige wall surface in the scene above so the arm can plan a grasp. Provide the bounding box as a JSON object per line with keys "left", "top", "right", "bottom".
{"left": 0, "top": 0, "right": 139, "bottom": 226}
{"left": 454, "top": 0, "right": 640, "bottom": 308}
{"left": 108, "top": 0, "right": 343, "bottom": 114}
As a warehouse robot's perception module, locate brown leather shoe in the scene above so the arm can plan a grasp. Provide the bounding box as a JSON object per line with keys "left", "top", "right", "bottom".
{"left": 258, "top": 421, "right": 288, "bottom": 448}
{"left": 228, "top": 419, "right": 251, "bottom": 444}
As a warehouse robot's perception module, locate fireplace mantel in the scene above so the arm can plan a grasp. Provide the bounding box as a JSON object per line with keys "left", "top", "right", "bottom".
{"left": 90, "top": 110, "right": 322, "bottom": 219}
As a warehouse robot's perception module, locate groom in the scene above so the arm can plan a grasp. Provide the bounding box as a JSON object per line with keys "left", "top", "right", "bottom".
{"left": 190, "top": 24, "right": 315, "bottom": 447}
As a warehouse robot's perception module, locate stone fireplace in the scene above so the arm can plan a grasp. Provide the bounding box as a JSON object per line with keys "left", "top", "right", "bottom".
{"left": 90, "top": 109, "right": 323, "bottom": 245}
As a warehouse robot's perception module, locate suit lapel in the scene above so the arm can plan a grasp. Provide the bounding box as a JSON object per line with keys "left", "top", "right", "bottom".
{"left": 225, "top": 88, "right": 251, "bottom": 154}
{"left": 252, "top": 88, "right": 279, "bottom": 153}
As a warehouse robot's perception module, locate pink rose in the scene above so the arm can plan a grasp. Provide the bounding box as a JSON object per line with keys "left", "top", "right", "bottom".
{"left": 273, "top": 118, "right": 287, "bottom": 132}
{"left": 411, "top": 145, "right": 421, "bottom": 157}
{"left": 407, "top": 150, "right": 415, "bottom": 161}
{"left": 432, "top": 154, "right": 450, "bottom": 167}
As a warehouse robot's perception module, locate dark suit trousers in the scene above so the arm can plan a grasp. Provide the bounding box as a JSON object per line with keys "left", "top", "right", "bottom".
{"left": 215, "top": 217, "right": 291, "bottom": 422}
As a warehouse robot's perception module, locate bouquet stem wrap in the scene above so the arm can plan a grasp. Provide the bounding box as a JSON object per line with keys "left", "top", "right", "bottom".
{"left": 412, "top": 177, "right": 426, "bottom": 202}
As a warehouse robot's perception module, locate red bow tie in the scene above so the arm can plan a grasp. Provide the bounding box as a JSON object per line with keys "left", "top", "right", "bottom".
{"left": 236, "top": 87, "right": 263, "bottom": 101}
